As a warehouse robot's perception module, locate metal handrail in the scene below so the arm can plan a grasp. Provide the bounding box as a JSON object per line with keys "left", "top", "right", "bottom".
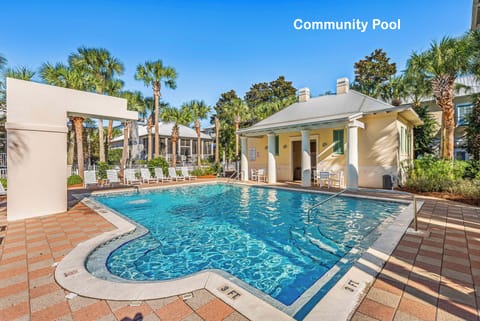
{"left": 227, "top": 170, "right": 239, "bottom": 183}
{"left": 307, "top": 189, "right": 347, "bottom": 223}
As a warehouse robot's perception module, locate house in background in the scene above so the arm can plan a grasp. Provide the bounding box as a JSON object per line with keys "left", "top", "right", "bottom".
{"left": 473, "top": 0, "right": 480, "bottom": 30}
{"left": 111, "top": 121, "right": 214, "bottom": 165}
{"left": 238, "top": 78, "right": 423, "bottom": 189}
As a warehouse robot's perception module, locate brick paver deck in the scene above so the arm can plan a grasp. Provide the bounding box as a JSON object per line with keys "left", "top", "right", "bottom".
{"left": 0, "top": 183, "right": 479, "bottom": 321}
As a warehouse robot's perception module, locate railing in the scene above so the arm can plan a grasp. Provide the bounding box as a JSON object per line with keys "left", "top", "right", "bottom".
{"left": 306, "top": 187, "right": 420, "bottom": 231}
{"left": 226, "top": 170, "right": 240, "bottom": 183}
{"left": 307, "top": 189, "right": 347, "bottom": 223}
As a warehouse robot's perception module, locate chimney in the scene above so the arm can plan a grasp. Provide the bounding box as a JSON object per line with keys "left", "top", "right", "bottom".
{"left": 298, "top": 87, "right": 310, "bottom": 102}
{"left": 336, "top": 77, "right": 349, "bottom": 94}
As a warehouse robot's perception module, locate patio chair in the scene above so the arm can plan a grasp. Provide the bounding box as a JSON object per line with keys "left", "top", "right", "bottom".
{"left": 168, "top": 167, "right": 185, "bottom": 181}
{"left": 251, "top": 168, "right": 258, "bottom": 181}
{"left": 181, "top": 167, "right": 197, "bottom": 180}
{"left": 318, "top": 171, "right": 330, "bottom": 188}
{"left": 106, "top": 169, "right": 121, "bottom": 186}
{"left": 83, "top": 170, "right": 98, "bottom": 188}
{"left": 154, "top": 168, "right": 172, "bottom": 183}
{"left": 124, "top": 168, "right": 140, "bottom": 185}
{"left": 140, "top": 168, "right": 158, "bottom": 184}
{"left": 329, "top": 171, "right": 344, "bottom": 188}
{"left": 257, "top": 169, "right": 267, "bottom": 182}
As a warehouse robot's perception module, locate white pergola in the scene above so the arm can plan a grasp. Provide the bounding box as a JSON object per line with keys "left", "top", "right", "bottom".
{"left": 6, "top": 78, "right": 138, "bottom": 221}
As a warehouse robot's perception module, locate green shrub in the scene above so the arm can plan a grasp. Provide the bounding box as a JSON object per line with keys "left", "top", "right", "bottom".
{"left": 67, "top": 175, "right": 83, "bottom": 186}
{"left": 147, "top": 157, "right": 169, "bottom": 176}
{"left": 190, "top": 168, "right": 204, "bottom": 176}
{"left": 108, "top": 148, "right": 123, "bottom": 165}
{"left": 0, "top": 178, "right": 7, "bottom": 189}
{"left": 97, "top": 162, "right": 110, "bottom": 179}
{"left": 465, "top": 160, "right": 480, "bottom": 179}
{"left": 211, "top": 162, "right": 223, "bottom": 175}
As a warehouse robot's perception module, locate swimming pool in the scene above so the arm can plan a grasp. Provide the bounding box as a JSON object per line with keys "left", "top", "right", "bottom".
{"left": 89, "top": 184, "right": 406, "bottom": 315}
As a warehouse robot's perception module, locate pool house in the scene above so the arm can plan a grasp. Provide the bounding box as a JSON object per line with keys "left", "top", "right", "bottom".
{"left": 238, "top": 78, "right": 423, "bottom": 189}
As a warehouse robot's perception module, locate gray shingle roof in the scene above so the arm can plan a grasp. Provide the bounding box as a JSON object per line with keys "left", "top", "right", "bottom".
{"left": 112, "top": 122, "right": 212, "bottom": 142}
{"left": 239, "top": 90, "right": 417, "bottom": 134}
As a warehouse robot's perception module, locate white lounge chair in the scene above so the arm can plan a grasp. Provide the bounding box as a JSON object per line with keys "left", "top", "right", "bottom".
{"left": 168, "top": 167, "right": 185, "bottom": 181}
{"left": 83, "top": 170, "right": 98, "bottom": 188}
{"left": 0, "top": 181, "right": 6, "bottom": 195}
{"left": 140, "top": 168, "right": 158, "bottom": 184}
{"left": 181, "top": 167, "right": 197, "bottom": 180}
{"left": 124, "top": 168, "right": 140, "bottom": 185}
{"left": 154, "top": 168, "right": 171, "bottom": 183}
{"left": 317, "top": 171, "right": 330, "bottom": 188}
{"left": 106, "top": 169, "right": 120, "bottom": 186}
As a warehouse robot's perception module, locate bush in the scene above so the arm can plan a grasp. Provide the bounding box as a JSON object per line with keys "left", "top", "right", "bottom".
{"left": 0, "top": 178, "right": 7, "bottom": 189}
{"left": 108, "top": 148, "right": 123, "bottom": 165}
{"left": 147, "top": 157, "right": 169, "bottom": 176}
{"left": 190, "top": 168, "right": 204, "bottom": 176}
{"left": 465, "top": 160, "right": 480, "bottom": 180}
{"left": 97, "top": 162, "right": 110, "bottom": 179}
{"left": 67, "top": 175, "right": 83, "bottom": 186}
{"left": 211, "top": 162, "right": 223, "bottom": 175}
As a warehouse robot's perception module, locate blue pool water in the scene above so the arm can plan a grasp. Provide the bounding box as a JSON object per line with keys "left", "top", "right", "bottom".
{"left": 91, "top": 184, "right": 406, "bottom": 307}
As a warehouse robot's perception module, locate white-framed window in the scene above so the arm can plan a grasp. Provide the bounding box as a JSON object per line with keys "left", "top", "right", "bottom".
{"left": 249, "top": 147, "right": 256, "bottom": 161}
{"left": 456, "top": 103, "right": 473, "bottom": 126}
{"left": 399, "top": 125, "right": 411, "bottom": 156}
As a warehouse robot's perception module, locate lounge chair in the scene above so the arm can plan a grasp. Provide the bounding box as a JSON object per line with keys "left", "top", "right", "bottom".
{"left": 168, "top": 167, "right": 185, "bottom": 181}
{"left": 106, "top": 169, "right": 120, "bottom": 186}
{"left": 83, "top": 170, "right": 98, "bottom": 188}
{"left": 124, "top": 168, "right": 140, "bottom": 185}
{"left": 181, "top": 167, "right": 197, "bottom": 180}
{"left": 154, "top": 168, "right": 171, "bottom": 183}
{"left": 140, "top": 168, "right": 158, "bottom": 184}
{"left": 0, "top": 180, "right": 6, "bottom": 195}
{"left": 251, "top": 168, "right": 258, "bottom": 181}
{"left": 317, "top": 171, "right": 330, "bottom": 188}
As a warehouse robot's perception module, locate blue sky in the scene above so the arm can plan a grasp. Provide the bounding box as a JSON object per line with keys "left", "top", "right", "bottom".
{"left": 0, "top": 0, "right": 472, "bottom": 117}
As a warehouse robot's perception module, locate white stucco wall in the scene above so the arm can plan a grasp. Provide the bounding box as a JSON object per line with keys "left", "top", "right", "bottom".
{"left": 6, "top": 78, "right": 138, "bottom": 221}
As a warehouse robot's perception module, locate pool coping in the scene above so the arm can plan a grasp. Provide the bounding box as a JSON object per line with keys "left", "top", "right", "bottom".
{"left": 55, "top": 181, "right": 419, "bottom": 321}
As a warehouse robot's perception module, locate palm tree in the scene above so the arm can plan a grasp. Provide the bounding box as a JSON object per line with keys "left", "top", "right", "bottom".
{"left": 4, "top": 66, "right": 36, "bottom": 81}
{"left": 182, "top": 100, "right": 211, "bottom": 167}
{"left": 0, "top": 53, "right": 7, "bottom": 111}
{"left": 69, "top": 47, "right": 124, "bottom": 163}
{"left": 142, "top": 97, "right": 155, "bottom": 160}
{"left": 135, "top": 60, "right": 177, "bottom": 158}
{"left": 406, "top": 36, "right": 471, "bottom": 159}
{"left": 40, "top": 62, "right": 92, "bottom": 179}
{"left": 120, "top": 91, "right": 145, "bottom": 176}
{"left": 214, "top": 116, "right": 220, "bottom": 163}
{"left": 223, "top": 98, "right": 249, "bottom": 158}
{"left": 161, "top": 106, "right": 192, "bottom": 167}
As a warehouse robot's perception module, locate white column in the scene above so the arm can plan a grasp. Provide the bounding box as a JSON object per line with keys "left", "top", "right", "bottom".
{"left": 301, "top": 130, "right": 311, "bottom": 187}
{"left": 347, "top": 124, "right": 359, "bottom": 189}
{"left": 189, "top": 139, "right": 193, "bottom": 158}
{"left": 240, "top": 137, "right": 248, "bottom": 181}
{"left": 178, "top": 138, "right": 181, "bottom": 155}
{"left": 267, "top": 134, "right": 277, "bottom": 184}
{"left": 164, "top": 137, "right": 168, "bottom": 159}
{"left": 201, "top": 140, "right": 204, "bottom": 159}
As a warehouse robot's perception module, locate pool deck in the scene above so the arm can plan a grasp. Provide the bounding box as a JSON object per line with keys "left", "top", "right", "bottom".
{"left": 0, "top": 179, "right": 479, "bottom": 320}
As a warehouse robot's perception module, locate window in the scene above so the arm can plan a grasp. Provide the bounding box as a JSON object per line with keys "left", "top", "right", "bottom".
{"left": 275, "top": 136, "right": 280, "bottom": 156}
{"left": 455, "top": 150, "right": 467, "bottom": 161}
{"left": 333, "top": 129, "right": 344, "bottom": 155}
{"left": 248, "top": 147, "right": 256, "bottom": 161}
{"left": 456, "top": 103, "right": 473, "bottom": 126}
{"left": 399, "top": 126, "right": 411, "bottom": 156}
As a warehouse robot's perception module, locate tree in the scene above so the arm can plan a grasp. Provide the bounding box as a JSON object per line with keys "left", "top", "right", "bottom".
{"left": 69, "top": 47, "right": 124, "bottom": 163}
{"left": 465, "top": 96, "right": 480, "bottom": 160}
{"left": 40, "top": 62, "right": 92, "bottom": 178}
{"left": 224, "top": 98, "right": 249, "bottom": 158}
{"left": 379, "top": 75, "right": 407, "bottom": 106}
{"left": 4, "top": 66, "right": 36, "bottom": 81}
{"left": 402, "top": 65, "right": 436, "bottom": 157}
{"left": 161, "top": 105, "right": 192, "bottom": 167}
{"left": 182, "top": 100, "right": 211, "bottom": 167}
{"left": 0, "top": 53, "right": 6, "bottom": 110}
{"left": 406, "top": 37, "right": 471, "bottom": 159}
{"left": 352, "top": 49, "right": 397, "bottom": 98}
{"left": 135, "top": 60, "right": 177, "bottom": 158}
{"left": 120, "top": 91, "right": 146, "bottom": 175}
{"left": 244, "top": 76, "right": 296, "bottom": 123}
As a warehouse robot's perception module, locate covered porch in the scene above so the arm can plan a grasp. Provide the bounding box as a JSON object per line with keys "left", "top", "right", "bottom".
{"left": 238, "top": 113, "right": 365, "bottom": 189}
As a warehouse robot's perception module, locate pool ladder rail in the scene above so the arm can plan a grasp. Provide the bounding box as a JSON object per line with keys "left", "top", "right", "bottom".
{"left": 227, "top": 170, "right": 240, "bottom": 184}
{"left": 307, "top": 187, "right": 421, "bottom": 231}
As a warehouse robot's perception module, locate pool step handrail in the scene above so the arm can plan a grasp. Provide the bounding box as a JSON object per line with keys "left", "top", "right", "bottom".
{"left": 227, "top": 170, "right": 240, "bottom": 183}
{"left": 307, "top": 189, "right": 347, "bottom": 223}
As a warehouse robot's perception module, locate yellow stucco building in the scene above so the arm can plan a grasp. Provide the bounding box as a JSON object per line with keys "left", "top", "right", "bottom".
{"left": 238, "top": 78, "right": 423, "bottom": 189}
